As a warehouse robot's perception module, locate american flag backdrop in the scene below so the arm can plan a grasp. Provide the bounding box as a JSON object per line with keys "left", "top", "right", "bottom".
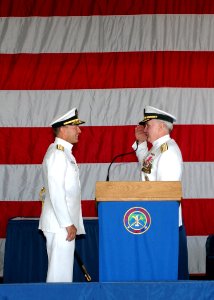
{"left": 0, "top": 0, "right": 214, "bottom": 277}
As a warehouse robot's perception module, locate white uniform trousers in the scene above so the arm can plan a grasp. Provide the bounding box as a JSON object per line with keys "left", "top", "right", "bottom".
{"left": 44, "top": 228, "right": 75, "bottom": 282}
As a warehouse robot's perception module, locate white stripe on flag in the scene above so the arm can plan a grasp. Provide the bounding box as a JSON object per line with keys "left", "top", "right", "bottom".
{"left": 0, "top": 88, "right": 214, "bottom": 126}
{"left": 0, "top": 238, "right": 5, "bottom": 277}
{"left": 0, "top": 162, "right": 213, "bottom": 201}
{"left": 187, "top": 236, "right": 208, "bottom": 274}
{"left": 1, "top": 15, "right": 214, "bottom": 53}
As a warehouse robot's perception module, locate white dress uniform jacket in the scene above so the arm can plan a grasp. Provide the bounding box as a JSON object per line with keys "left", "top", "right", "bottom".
{"left": 132, "top": 134, "right": 183, "bottom": 225}
{"left": 39, "top": 137, "right": 85, "bottom": 235}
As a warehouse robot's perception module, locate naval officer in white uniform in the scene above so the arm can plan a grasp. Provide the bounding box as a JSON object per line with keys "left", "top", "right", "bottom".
{"left": 132, "top": 105, "right": 189, "bottom": 280}
{"left": 39, "top": 108, "right": 85, "bottom": 282}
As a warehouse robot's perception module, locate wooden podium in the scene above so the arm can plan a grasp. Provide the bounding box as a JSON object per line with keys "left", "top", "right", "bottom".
{"left": 96, "top": 181, "right": 182, "bottom": 282}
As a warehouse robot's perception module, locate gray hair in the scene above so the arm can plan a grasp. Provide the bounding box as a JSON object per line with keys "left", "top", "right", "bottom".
{"left": 156, "top": 119, "right": 173, "bottom": 133}
{"left": 162, "top": 120, "right": 173, "bottom": 133}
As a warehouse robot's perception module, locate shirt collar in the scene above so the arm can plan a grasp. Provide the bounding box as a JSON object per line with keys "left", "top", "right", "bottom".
{"left": 152, "top": 134, "right": 170, "bottom": 148}
{"left": 54, "top": 137, "right": 73, "bottom": 152}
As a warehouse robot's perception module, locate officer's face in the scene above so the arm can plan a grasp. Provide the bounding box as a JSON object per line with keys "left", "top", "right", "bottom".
{"left": 64, "top": 125, "right": 81, "bottom": 144}
{"left": 144, "top": 120, "right": 163, "bottom": 143}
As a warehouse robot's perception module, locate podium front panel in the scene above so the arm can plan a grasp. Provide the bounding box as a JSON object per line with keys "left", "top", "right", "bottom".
{"left": 98, "top": 201, "right": 179, "bottom": 282}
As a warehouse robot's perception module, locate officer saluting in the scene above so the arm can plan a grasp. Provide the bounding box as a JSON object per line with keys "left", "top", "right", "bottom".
{"left": 133, "top": 105, "right": 182, "bottom": 182}
{"left": 132, "top": 105, "right": 188, "bottom": 280}
{"left": 39, "top": 108, "right": 86, "bottom": 282}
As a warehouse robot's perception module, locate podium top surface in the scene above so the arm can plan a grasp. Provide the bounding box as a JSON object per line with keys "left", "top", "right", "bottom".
{"left": 95, "top": 181, "right": 182, "bottom": 202}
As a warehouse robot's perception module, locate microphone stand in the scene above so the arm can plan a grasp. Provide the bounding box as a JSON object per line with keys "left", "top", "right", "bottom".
{"left": 106, "top": 141, "right": 139, "bottom": 181}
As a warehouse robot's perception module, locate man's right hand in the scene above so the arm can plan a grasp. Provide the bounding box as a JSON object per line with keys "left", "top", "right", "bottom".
{"left": 135, "top": 125, "right": 147, "bottom": 144}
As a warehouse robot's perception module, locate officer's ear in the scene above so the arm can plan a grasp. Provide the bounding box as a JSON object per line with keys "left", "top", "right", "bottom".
{"left": 158, "top": 121, "right": 165, "bottom": 131}
{"left": 57, "top": 125, "right": 66, "bottom": 138}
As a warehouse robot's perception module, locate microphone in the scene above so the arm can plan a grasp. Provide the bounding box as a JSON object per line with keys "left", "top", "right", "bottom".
{"left": 106, "top": 141, "right": 139, "bottom": 181}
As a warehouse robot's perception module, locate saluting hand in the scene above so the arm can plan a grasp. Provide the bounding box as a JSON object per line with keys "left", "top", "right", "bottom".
{"left": 135, "top": 125, "right": 147, "bottom": 144}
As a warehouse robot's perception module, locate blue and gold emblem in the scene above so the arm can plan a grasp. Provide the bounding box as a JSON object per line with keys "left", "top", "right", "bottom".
{"left": 123, "top": 207, "right": 151, "bottom": 234}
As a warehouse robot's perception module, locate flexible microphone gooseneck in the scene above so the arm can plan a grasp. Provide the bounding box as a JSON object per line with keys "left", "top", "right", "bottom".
{"left": 106, "top": 141, "right": 139, "bottom": 181}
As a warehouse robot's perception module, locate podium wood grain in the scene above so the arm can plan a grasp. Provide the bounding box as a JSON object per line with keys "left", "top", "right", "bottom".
{"left": 95, "top": 181, "right": 182, "bottom": 201}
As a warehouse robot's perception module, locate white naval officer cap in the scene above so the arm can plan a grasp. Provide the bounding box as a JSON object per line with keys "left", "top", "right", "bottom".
{"left": 139, "top": 106, "right": 176, "bottom": 125}
{"left": 50, "top": 108, "right": 85, "bottom": 128}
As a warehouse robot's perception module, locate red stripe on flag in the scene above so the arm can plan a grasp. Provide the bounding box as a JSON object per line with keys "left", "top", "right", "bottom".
{"left": 0, "top": 125, "right": 213, "bottom": 164}
{"left": 182, "top": 199, "right": 214, "bottom": 236}
{"left": 0, "top": 200, "right": 97, "bottom": 238}
{"left": 0, "top": 199, "right": 213, "bottom": 238}
{"left": 1, "top": 0, "right": 214, "bottom": 16}
{"left": 1, "top": 52, "right": 214, "bottom": 90}
{"left": 0, "top": 201, "right": 42, "bottom": 238}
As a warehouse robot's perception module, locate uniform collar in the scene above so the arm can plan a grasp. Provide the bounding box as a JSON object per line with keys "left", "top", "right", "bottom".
{"left": 152, "top": 134, "right": 170, "bottom": 148}
{"left": 54, "top": 137, "right": 73, "bottom": 152}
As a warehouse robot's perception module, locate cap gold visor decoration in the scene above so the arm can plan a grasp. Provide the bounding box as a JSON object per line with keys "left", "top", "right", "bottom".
{"left": 63, "top": 118, "right": 85, "bottom": 125}
{"left": 139, "top": 115, "right": 158, "bottom": 124}
{"left": 139, "top": 113, "right": 174, "bottom": 125}
{"left": 144, "top": 115, "right": 158, "bottom": 121}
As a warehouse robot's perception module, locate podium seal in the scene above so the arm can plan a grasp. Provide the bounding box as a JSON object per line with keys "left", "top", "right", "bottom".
{"left": 123, "top": 207, "right": 151, "bottom": 234}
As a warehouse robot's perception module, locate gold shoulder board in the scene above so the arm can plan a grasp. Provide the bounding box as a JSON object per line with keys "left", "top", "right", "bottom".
{"left": 56, "top": 144, "right": 64, "bottom": 151}
{"left": 160, "top": 143, "right": 168, "bottom": 153}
